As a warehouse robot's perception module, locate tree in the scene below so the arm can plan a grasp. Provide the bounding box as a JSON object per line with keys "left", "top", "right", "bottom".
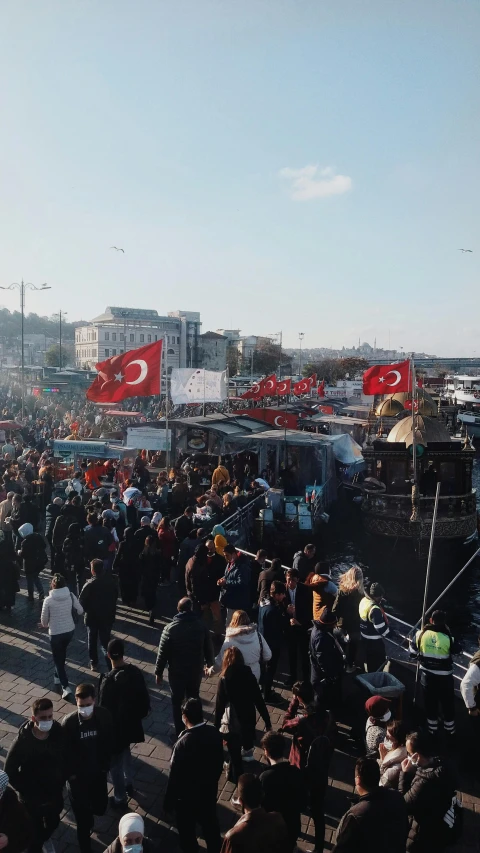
{"left": 44, "top": 343, "right": 75, "bottom": 367}
{"left": 303, "top": 356, "right": 369, "bottom": 384}
{"left": 226, "top": 345, "right": 241, "bottom": 376}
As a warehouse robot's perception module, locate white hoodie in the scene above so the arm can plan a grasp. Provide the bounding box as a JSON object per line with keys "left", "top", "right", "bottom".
{"left": 41, "top": 586, "right": 83, "bottom": 636}
{"left": 214, "top": 623, "right": 272, "bottom": 681}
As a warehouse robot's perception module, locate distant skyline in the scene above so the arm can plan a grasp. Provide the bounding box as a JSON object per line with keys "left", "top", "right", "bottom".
{"left": 0, "top": 1, "right": 478, "bottom": 356}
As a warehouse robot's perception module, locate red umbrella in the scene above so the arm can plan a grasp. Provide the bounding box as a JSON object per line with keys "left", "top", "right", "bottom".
{"left": 0, "top": 421, "right": 23, "bottom": 430}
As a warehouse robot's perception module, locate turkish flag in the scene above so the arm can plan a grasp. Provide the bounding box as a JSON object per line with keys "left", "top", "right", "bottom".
{"left": 362, "top": 359, "right": 411, "bottom": 395}
{"left": 86, "top": 340, "right": 162, "bottom": 403}
{"left": 236, "top": 408, "right": 297, "bottom": 429}
{"left": 241, "top": 379, "right": 265, "bottom": 400}
{"left": 277, "top": 379, "right": 291, "bottom": 396}
{"left": 264, "top": 374, "right": 277, "bottom": 395}
{"left": 417, "top": 377, "right": 423, "bottom": 388}
{"left": 317, "top": 380, "right": 325, "bottom": 398}
{"left": 293, "top": 376, "right": 315, "bottom": 396}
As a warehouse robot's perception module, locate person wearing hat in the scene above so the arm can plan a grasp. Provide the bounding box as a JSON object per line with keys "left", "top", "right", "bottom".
{"left": 0, "top": 769, "right": 32, "bottom": 853}
{"left": 365, "top": 696, "right": 392, "bottom": 757}
{"left": 359, "top": 582, "right": 390, "bottom": 672}
{"left": 105, "top": 812, "right": 152, "bottom": 853}
{"left": 309, "top": 606, "right": 345, "bottom": 710}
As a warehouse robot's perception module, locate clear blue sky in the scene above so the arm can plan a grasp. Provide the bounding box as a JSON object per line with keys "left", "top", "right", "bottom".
{"left": 0, "top": 0, "right": 478, "bottom": 355}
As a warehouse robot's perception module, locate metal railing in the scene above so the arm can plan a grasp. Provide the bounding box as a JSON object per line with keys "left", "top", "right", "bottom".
{"left": 363, "top": 490, "right": 477, "bottom": 519}
{"left": 222, "top": 493, "right": 267, "bottom": 545}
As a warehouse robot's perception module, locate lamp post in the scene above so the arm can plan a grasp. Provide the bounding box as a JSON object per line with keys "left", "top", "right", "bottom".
{"left": 53, "top": 310, "right": 67, "bottom": 369}
{"left": 0, "top": 281, "right": 51, "bottom": 419}
{"left": 120, "top": 310, "right": 129, "bottom": 353}
{"left": 298, "top": 332, "right": 305, "bottom": 378}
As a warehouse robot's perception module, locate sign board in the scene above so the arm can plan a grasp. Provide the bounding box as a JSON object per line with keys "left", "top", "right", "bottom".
{"left": 52, "top": 440, "right": 135, "bottom": 460}
{"left": 126, "top": 427, "right": 171, "bottom": 451}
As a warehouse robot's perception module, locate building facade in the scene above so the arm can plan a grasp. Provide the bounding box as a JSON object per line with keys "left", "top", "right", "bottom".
{"left": 197, "top": 331, "right": 228, "bottom": 371}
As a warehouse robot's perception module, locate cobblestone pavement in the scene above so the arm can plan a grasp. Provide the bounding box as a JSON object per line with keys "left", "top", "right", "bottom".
{"left": 0, "top": 569, "right": 479, "bottom": 852}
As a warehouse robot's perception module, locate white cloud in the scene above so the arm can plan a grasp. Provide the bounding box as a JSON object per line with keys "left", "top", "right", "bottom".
{"left": 279, "top": 164, "right": 352, "bottom": 201}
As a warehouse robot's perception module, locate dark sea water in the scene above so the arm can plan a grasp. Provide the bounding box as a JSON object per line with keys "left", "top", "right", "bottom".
{"left": 316, "top": 459, "right": 480, "bottom": 653}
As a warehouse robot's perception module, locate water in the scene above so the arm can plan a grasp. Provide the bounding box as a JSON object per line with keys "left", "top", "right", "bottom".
{"left": 317, "top": 459, "right": 480, "bottom": 652}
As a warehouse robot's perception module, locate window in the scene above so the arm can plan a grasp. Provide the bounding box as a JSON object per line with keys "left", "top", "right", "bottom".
{"left": 154, "top": 335, "right": 157, "bottom": 341}
{"left": 105, "top": 349, "right": 109, "bottom": 356}
{"left": 177, "top": 336, "right": 180, "bottom": 344}
{"left": 148, "top": 334, "right": 151, "bottom": 343}
{"left": 112, "top": 349, "right": 117, "bottom": 356}
{"left": 120, "top": 333, "right": 125, "bottom": 341}
{"left": 130, "top": 333, "right": 134, "bottom": 342}
{"left": 112, "top": 333, "right": 117, "bottom": 341}
{"left": 140, "top": 334, "right": 144, "bottom": 343}
{"left": 105, "top": 332, "right": 109, "bottom": 341}
{"left": 120, "top": 349, "right": 124, "bottom": 354}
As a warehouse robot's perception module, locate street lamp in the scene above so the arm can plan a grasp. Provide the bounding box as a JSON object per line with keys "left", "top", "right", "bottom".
{"left": 0, "top": 281, "right": 51, "bottom": 418}
{"left": 120, "top": 310, "right": 129, "bottom": 353}
{"left": 298, "top": 332, "right": 305, "bottom": 377}
{"left": 53, "top": 310, "right": 68, "bottom": 369}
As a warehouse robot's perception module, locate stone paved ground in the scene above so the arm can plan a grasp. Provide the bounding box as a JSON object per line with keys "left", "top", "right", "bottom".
{"left": 0, "top": 568, "right": 479, "bottom": 852}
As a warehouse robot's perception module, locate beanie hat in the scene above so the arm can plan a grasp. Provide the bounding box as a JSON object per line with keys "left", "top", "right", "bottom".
{"left": 141, "top": 516, "right": 151, "bottom": 526}
{"left": 119, "top": 812, "right": 144, "bottom": 840}
{"left": 317, "top": 606, "right": 337, "bottom": 627}
{"left": 18, "top": 523, "right": 33, "bottom": 538}
{"left": 370, "top": 582, "right": 385, "bottom": 599}
{"left": 365, "top": 695, "right": 391, "bottom": 721}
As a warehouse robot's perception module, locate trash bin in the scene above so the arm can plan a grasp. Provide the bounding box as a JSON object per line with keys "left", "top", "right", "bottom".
{"left": 355, "top": 671, "right": 405, "bottom": 699}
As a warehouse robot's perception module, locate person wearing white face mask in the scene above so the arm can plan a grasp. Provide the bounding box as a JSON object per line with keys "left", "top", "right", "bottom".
{"left": 378, "top": 720, "right": 407, "bottom": 790}
{"left": 104, "top": 812, "right": 152, "bottom": 853}
{"left": 61, "top": 683, "right": 113, "bottom": 853}
{"left": 364, "top": 695, "right": 392, "bottom": 757}
{"left": 5, "top": 697, "right": 64, "bottom": 853}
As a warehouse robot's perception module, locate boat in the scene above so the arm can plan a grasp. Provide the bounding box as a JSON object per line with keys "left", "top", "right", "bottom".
{"left": 444, "top": 374, "right": 480, "bottom": 409}
{"left": 457, "top": 411, "right": 480, "bottom": 438}
{"left": 361, "top": 390, "right": 477, "bottom": 545}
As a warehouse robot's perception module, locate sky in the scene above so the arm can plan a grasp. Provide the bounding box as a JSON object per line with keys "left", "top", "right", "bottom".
{"left": 0, "top": 0, "right": 479, "bottom": 356}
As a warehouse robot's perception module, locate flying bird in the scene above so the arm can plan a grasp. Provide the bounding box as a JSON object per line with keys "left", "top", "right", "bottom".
{"left": 110, "top": 246, "right": 125, "bottom": 253}
{"left": 458, "top": 248, "right": 473, "bottom": 253}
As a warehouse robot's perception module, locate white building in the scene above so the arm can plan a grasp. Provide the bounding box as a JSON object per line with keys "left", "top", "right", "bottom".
{"left": 75, "top": 307, "right": 201, "bottom": 371}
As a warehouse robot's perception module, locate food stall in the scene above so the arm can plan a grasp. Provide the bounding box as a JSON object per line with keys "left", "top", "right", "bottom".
{"left": 52, "top": 439, "right": 137, "bottom": 487}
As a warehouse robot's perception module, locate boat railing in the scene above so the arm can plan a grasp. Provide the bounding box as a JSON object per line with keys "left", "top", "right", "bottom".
{"left": 363, "top": 490, "right": 476, "bottom": 518}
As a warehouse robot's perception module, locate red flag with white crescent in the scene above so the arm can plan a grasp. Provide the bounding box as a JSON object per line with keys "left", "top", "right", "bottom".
{"left": 241, "top": 379, "right": 265, "bottom": 400}
{"left": 293, "top": 375, "right": 315, "bottom": 396}
{"left": 362, "top": 360, "right": 411, "bottom": 395}
{"left": 86, "top": 340, "right": 162, "bottom": 402}
{"left": 277, "top": 379, "right": 291, "bottom": 396}
{"left": 317, "top": 380, "right": 325, "bottom": 398}
{"left": 264, "top": 374, "right": 277, "bottom": 395}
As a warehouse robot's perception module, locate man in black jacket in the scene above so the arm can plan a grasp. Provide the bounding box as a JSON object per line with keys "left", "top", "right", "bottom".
{"left": 292, "top": 544, "right": 316, "bottom": 582}
{"left": 51, "top": 500, "right": 78, "bottom": 573}
{"left": 98, "top": 638, "right": 150, "bottom": 808}
{"left": 164, "top": 697, "right": 223, "bottom": 853}
{"left": 79, "top": 559, "right": 118, "bottom": 672}
{"left": 258, "top": 580, "right": 288, "bottom": 700}
{"left": 5, "top": 697, "right": 64, "bottom": 853}
{"left": 174, "top": 506, "right": 195, "bottom": 543}
{"left": 155, "top": 597, "right": 214, "bottom": 735}
{"left": 61, "top": 683, "right": 113, "bottom": 853}
{"left": 332, "top": 757, "right": 408, "bottom": 853}
{"left": 45, "top": 497, "right": 63, "bottom": 563}
{"left": 84, "top": 514, "right": 114, "bottom": 564}
{"left": 285, "top": 568, "right": 313, "bottom": 685}
{"left": 259, "top": 730, "right": 307, "bottom": 852}
{"left": 310, "top": 606, "right": 344, "bottom": 711}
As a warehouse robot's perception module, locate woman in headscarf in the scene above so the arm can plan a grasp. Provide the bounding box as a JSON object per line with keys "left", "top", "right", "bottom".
{"left": 0, "top": 769, "right": 32, "bottom": 853}
{"left": 104, "top": 812, "right": 152, "bottom": 853}
{"left": 113, "top": 527, "right": 140, "bottom": 606}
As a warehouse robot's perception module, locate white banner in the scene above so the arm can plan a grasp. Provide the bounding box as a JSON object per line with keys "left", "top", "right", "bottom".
{"left": 126, "top": 427, "right": 171, "bottom": 451}
{"left": 170, "top": 369, "right": 227, "bottom": 404}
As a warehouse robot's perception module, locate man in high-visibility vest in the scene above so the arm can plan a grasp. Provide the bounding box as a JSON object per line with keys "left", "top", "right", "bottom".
{"left": 410, "top": 610, "right": 459, "bottom": 737}
{"left": 359, "top": 583, "right": 390, "bottom": 672}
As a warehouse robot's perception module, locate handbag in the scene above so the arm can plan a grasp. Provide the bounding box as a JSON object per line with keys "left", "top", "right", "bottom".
{"left": 70, "top": 592, "right": 79, "bottom": 625}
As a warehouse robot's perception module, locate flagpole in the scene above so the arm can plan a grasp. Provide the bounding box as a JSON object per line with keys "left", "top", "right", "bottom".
{"left": 203, "top": 368, "right": 206, "bottom": 417}
{"left": 164, "top": 335, "right": 170, "bottom": 472}
{"left": 411, "top": 353, "right": 416, "bottom": 485}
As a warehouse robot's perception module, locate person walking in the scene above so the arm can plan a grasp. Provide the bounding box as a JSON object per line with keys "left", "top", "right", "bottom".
{"left": 359, "top": 582, "right": 390, "bottom": 672}
{"left": 259, "top": 731, "right": 306, "bottom": 852}
{"left": 98, "top": 638, "right": 150, "bottom": 809}
{"left": 84, "top": 513, "right": 114, "bottom": 565}
{"left": 309, "top": 606, "right": 345, "bottom": 710}
{"left": 284, "top": 568, "right": 312, "bottom": 686}
{"left": 139, "top": 534, "right": 161, "bottom": 625}
{"left": 220, "top": 773, "right": 289, "bottom": 853}
{"left": 0, "top": 770, "right": 32, "bottom": 853}
{"left": 45, "top": 496, "right": 63, "bottom": 561}
{"left": 332, "top": 566, "right": 364, "bottom": 672}
{"left": 258, "top": 580, "right": 288, "bottom": 700}
{"left": 203, "top": 537, "right": 226, "bottom": 635}
{"left": 399, "top": 731, "right": 459, "bottom": 851}
{"left": 79, "top": 559, "right": 118, "bottom": 672}
{"left": 155, "top": 597, "right": 214, "bottom": 736}
{"left": 5, "top": 697, "right": 65, "bottom": 853}
{"left": 174, "top": 507, "right": 195, "bottom": 543}
{"left": 62, "top": 522, "right": 87, "bottom": 594}
{"left": 157, "top": 516, "right": 176, "bottom": 583}
{"left": 62, "top": 683, "right": 113, "bottom": 853}
{"left": 112, "top": 527, "right": 140, "bottom": 605}
{"left": 218, "top": 545, "right": 252, "bottom": 626}
{"left": 51, "top": 499, "right": 78, "bottom": 574}
{"left": 41, "top": 573, "right": 83, "bottom": 698}
{"left": 215, "top": 647, "right": 271, "bottom": 783}
{"left": 409, "top": 610, "right": 459, "bottom": 737}
{"left": 164, "top": 697, "right": 223, "bottom": 853}
{"left": 17, "top": 522, "right": 47, "bottom": 602}
{"left": 104, "top": 813, "right": 153, "bottom": 853}
{"left": 332, "top": 757, "right": 409, "bottom": 853}
{"left": 211, "top": 609, "right": 271, "bottom": 683}
{"left": 0, "top": 530, "right": 19, "bottom": 613}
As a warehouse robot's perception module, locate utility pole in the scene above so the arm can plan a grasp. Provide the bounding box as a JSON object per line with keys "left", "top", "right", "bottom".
{"left": 298, "top": 332, "right": 305, "bottom": 377}
{"left": 0, "top": 280, "right": 51, "bottom": 419}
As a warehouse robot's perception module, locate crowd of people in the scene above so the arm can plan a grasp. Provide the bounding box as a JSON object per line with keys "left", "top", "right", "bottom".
{"left": 0, "top": 385, "right": 474, "bottom": 853}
